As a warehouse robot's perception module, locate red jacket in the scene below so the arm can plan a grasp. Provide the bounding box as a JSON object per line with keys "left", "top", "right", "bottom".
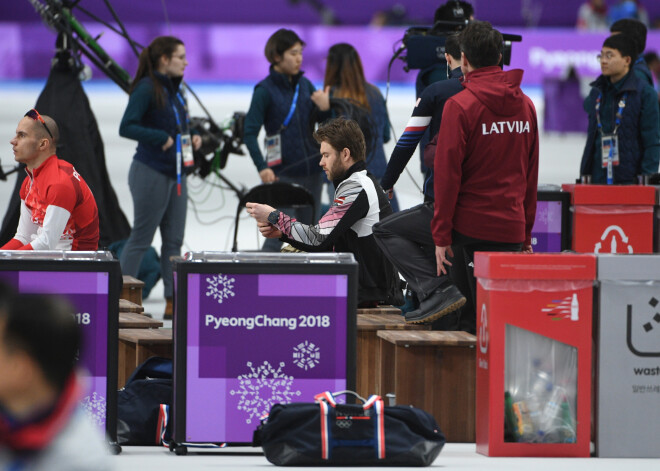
{"left": 431, "top": 66, "right": 539, "bottom": 247}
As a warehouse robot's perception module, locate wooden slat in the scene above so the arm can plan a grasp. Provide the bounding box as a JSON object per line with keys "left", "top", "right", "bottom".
{"left": 118, "top": 328, "right": 172, "bottom": 345}
{"left": 121, "top": 275, "right": 144, "bottom": 306}
{"left": 119, "top": 312, "right": 163, "bottom": 329}
{"left": 357, "top": 305, "right": 402, "bottom": 316}
{"left": 357, "top": 313, "right": 428, "bottom": 331}
{"left": 119, "top": 298, "right": 144, "bottom": 313}
{"left": 377, "top": 330, "right": 476, "bottom": 347}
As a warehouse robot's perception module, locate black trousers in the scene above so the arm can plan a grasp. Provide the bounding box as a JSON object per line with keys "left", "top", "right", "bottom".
{"left": 373, "top": 202, "right": 522, "bottom": 334}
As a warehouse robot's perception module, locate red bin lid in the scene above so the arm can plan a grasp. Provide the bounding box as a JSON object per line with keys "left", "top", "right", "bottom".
{"left": 474, "top": 252, "right": 596, "bottom": 280}
{"left": 561, "top": 184, "right": 656, "bottom": 205}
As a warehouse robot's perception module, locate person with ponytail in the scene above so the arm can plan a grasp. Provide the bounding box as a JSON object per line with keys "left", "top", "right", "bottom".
{"left": 311, "top": 43, "right": 397, "bottom": 210}
{"left": 119, "top": 36, "right": 201, "bottom": 319}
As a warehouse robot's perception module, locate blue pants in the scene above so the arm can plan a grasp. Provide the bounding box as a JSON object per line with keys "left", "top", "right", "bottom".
{"left": 120, "top": 160, "right": 187, "bottom": 298}
{"left": 262, "top": 172, "right": 323, "bottom": 252}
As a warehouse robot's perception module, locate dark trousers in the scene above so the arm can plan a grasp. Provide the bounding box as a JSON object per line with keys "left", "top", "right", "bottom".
{"left": 451, "top": 232, "right": 522, "bottom": 334}
{"left": 373, "top": 202, "right": 522, "bottom": 334}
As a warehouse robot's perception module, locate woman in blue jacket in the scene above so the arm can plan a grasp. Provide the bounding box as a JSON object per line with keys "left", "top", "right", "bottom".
{"left": 311, "top": 43, "right": 398, "bottom": 210}
{"left": 244, "top": 29, "right": 323, "bottom": 251}
{"left": 119, "top": 36, "right": 201, "bottom": 318}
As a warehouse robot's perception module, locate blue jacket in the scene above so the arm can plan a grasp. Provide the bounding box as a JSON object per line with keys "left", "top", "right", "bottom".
{"left": 244, "top": 68, "right": 321, "bottom": 177}
{"left": 580, "top": 70, "right": 660, "bottom": 183}
{"left": 119, "top": 73, "right": 190, "bottom": 179}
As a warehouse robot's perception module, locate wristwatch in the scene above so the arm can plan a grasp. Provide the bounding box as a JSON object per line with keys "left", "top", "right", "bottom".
{"left": 267, "top": 210, "right": 280, "bottom": 225}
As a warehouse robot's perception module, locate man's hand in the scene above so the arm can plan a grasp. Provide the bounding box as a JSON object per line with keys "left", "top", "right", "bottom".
{"left": 259, "top": 168, "right": 277, "bottom": 183}
{"left": 192, "top": 134, "right": 202, "bottom": 151}
{"left": 245, "top": 202, "right": 276, "bottom": 224}
{"left": 522, "top": 244, "right": 533, "bottom": 254}
{"left": 257, "top": 221, "right": 282, "bottom": 239}
{"left": 435, "top": 245, "right": 454, "bottom": 276}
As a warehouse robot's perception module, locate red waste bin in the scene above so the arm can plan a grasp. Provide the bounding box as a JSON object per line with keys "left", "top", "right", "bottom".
{"left": 562, "top": 184, "right": 655, "bottom": 254}
{"left": 474, "top": 252, "right": 596, "bottom": 457}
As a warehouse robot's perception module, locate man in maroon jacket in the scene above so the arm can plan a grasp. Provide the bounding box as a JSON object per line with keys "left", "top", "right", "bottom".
{"left": 418, "top": 21, "right": 538, "bottom": 331}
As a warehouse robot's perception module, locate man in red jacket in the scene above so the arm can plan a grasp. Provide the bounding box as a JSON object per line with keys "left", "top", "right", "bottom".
{"left": 419, "top": 21, "right": 538, "bottom": 331}
{"left": 2, "top": 110, "right": 99, "bottom": 251}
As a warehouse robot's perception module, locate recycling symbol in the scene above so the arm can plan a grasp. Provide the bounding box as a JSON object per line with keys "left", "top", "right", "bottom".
{"left": 594, "top": 225, "right": 633, "bottom": 254}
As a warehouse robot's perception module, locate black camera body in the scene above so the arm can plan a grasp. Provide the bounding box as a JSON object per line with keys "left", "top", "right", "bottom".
{"left": 400, "top": 22, "right": 522, "bottom": 71}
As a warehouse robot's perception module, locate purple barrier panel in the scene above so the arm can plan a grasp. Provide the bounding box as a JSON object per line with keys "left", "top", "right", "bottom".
{"left": 2, "top": 24, "right": 659, "bottom": 86}
{"left": 0, "top": 262, "right": 120, "bottom": 442}
{"left": 5, "top": 0, "right": 660, "bottom": 27}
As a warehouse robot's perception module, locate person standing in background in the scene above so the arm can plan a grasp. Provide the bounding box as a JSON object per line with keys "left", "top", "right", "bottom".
{"left": 244, "top": 29, "right": 324, "bottom": 252}
{"left": 580, "top": 34, "right": 660, "bottom": 184}
{"left": 119, "top": 36, "right": 201, "bottom": 319}
{"left": 311, "top": 43, "right": 397, "bottom": 210}
{"left": 576, "top": 0, "right": 609, "bottom": 31}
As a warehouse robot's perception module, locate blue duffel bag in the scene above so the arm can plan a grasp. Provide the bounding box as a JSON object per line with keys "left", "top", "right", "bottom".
{"left": 253, "top": 390, "right": 445, "bottom": 466}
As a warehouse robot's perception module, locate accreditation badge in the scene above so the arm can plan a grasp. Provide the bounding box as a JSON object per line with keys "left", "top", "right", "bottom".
{"left": 601, "top": 134, "right": 620, "bottom": 168}
{"left": 265, "top": 133, "right": 283, "bottom": 167}
{"left": 181, "top": 133, "right": 195, "bottom": 167}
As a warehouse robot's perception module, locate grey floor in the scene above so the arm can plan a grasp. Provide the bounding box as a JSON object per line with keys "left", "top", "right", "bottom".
{"left": 4, "top": 82, "right": 649, "bottom": 469}
{"left": 114, "top": 444, "right": 660, "bottom": 470}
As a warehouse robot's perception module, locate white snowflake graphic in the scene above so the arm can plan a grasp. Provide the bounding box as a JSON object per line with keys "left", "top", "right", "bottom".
{"left": 80, "top": 392, "right": 106, "bottom": 428}
{"left": 206, "top": 274, "right": 235, "bottom": 304}
{"left": 293, "top": 340, "right": 321, "bottom": 370}
{"left": 229, "top": 361, "right": 301, "bottom": 424}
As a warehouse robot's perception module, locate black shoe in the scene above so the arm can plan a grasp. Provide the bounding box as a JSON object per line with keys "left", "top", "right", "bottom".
{"left": 405, "top": 285, "right": 466, "bottom": 324}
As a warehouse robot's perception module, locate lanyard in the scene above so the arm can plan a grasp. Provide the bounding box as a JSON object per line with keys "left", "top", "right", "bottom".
{"left": 170, "top": 91, "right": 189, "bottom": 196}
{"left": 281, "top": 82, "right": 300, "bottom": 130}
{"left": 595, "top": 91, "right": 627, "bottom": 136}
{"left": 170, "top": 92, "right": 190, "bottom": 134}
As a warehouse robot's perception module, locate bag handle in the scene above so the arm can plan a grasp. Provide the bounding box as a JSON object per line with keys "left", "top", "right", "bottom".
{"left": 314, "top": 390, "right": 381, "bottom": 409}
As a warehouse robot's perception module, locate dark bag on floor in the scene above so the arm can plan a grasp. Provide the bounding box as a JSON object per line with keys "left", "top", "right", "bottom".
{"left": 117, "top": 356, "right": 172, "bottom": 445}
{"left": 253, "top": 390, "right": 445, "bottom": 466}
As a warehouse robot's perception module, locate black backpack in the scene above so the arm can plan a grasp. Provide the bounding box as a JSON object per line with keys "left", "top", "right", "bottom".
{"left": 117, "top": 356, "right": 172, "bottom": 445}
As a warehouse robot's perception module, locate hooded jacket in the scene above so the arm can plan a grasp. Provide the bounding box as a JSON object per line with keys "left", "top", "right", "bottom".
{"left": 431, "top": 66, "right": 539, "bottom": 247}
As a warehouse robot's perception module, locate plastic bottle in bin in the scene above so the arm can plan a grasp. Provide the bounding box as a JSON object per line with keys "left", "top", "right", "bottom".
{"left": 538, "top": 386, "right": 564, "bottom": 437}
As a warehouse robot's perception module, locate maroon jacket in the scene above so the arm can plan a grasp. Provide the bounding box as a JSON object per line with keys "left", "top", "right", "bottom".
{"left": 431, "top": 66, "right": 539, "bottom": 247}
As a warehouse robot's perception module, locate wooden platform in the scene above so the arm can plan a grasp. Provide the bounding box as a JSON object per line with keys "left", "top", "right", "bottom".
{"left": 356, "top": 313, "right": 429, "bottom": 398}
{"left": 118, "top": 312, "right": 163, "bottom": 329}
{"left": 119, "top": 298, "right": 144, "bottom": 314}
{"left": 356, "top": 305, "right": 402, "bottom": 316}
{"left": 118, "top": 328, "right": 173, "bottom": 388}
{"left": 377, "top": 330, "right": 477, "bottom": 443}
{"left": 121, "top": 275, "right": 144, "bottom": 306}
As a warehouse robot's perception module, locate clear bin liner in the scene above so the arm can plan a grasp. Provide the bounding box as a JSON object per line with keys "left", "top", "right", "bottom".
{"left": 504, "top": 326, "right": 578, "bottom": 444}
{"left": 478, "top": 278, "right": 593, "bottom": 293}
{"left": 572, "top": 205, "right": 653, "bottom": 215}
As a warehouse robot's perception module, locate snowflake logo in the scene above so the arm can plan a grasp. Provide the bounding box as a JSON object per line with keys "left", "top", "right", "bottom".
{"left": 230, "top": 361, "right": 301, "bottom": 424}
{"left": 80, "top": 392, "right": 106, "bottom": 428}
{"left": 206, "top": 274, "right": 235, "bottom": 304}
{"left": 293, "top": 340, "right": 321, "bottom": 370}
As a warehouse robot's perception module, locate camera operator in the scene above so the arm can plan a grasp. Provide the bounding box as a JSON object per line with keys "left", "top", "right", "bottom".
{"left": 375, "top": 33, "right": 464, "bottom": 329}
{"left": 416, "top": 1, "right": 473, "bottom": 174}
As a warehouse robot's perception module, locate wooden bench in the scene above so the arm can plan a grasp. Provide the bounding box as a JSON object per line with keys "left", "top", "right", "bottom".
{"left": 119, "top": 298, "right": 144, "bottom": 314}
{"left": 121, "top": 275, "right": 144, "bottom": 306}
{"left": 377, "top": 330, "right": 476, "bottom": 443}
{"left": 356, "top": 305, "right": 402, "bottom": 316}
{"left": 356, "top": 313, "right": 429, "bottom": 398}
{"left": 118, "top": 328, "right": 172, "bottom": 388}
{"left": 119, "top": 312, "right": 163, "bottom": 329}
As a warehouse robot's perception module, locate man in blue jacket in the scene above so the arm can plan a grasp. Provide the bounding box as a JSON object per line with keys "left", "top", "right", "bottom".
{"left": 580, "top": 34, "right": 660, "bottom": 184}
